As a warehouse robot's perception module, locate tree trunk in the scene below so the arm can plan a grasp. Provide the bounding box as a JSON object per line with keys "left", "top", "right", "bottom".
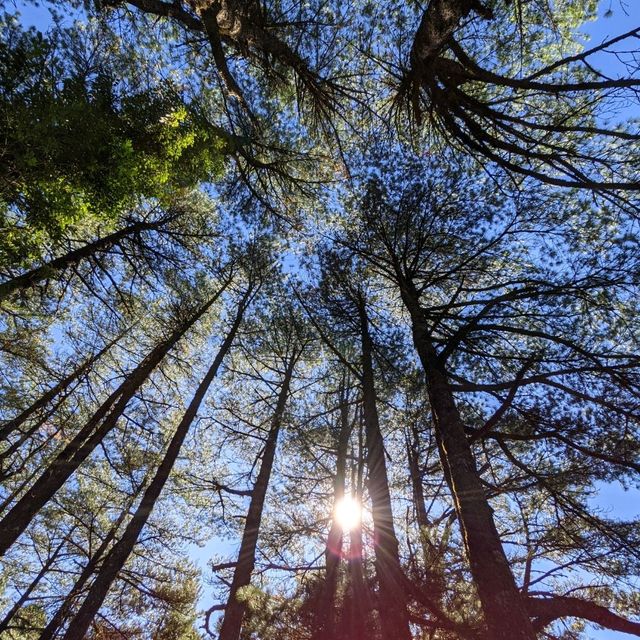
{"left": 411, "top": 0, "right": 489, "bottom": 67}
{"left": 345, "top": 428, "right": 368, "bottom": 640}
{"left": 406, "top": 422, "right": 431, "bottom": 536}
{"left": 218, "top": 349, "right": 298, "bottom": 640}
{"left": 0, "top": 534, "right": 68, "bottom": 632}
{"left": 313, "top": 375, "right": 352, "bottom": 640}
{"left": 405, "top": 422, "right": 445, "bottom": 603}
{"left": 0, "top": 286, "right": 227, "bottom": 557}
{"left": 61, "top": 289, "right": 252, "bottom": 640}
{"left": 356, "top": 296, "right": 412, "bottom": 640}
{"left": 0, "top": 216, "right": 175, "bottom": 301}
{"left": 398, "top": 276, "right": 536, "bottom": 640}
{"left": 39, "top": 482, "right": 146, "bottom": 640}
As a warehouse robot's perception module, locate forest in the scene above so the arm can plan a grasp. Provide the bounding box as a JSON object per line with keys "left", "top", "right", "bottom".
{"left": 0, "top": 0, "right": 639, "bottom": 638}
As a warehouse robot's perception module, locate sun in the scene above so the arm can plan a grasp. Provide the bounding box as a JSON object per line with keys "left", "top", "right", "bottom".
{"left": 333, "top": 495, "right": 361, "bottom": 532}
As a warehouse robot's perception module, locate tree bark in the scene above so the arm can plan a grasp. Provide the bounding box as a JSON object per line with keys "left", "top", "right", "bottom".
{"left": 356, "top": 295, "right": 412, "bottom": 640}
{"left": 397, "top": 276, "right": 536, "bottom": 640}
{"left": 313, "top": 375, "right": 352, "bottom": 640}
{"left": 218, "top": 348, "right": 299, "bottom": 640}
{"left": 406, "top": 421, "right": 445, "bottom": 603}
{"left": 410, "top": 0, "right": 491, "bottom": 70}
{"left": 0, "top": 287, "right": 226, "bottom": 557}
{"left": 61, "top": 289, "right": 252, "bottom": 640}
{"left": 0, "top": 216, "right": 175, "bottom": 301}
{"left": 39, "top": 482, "right": 146, "bottom": 640}
{"left": 345, "top": 427, "right": 369, "bottom": 640}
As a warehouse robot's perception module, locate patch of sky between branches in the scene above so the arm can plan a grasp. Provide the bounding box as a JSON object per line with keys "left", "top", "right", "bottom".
{"left": 586, "top": 476, "right": 640, "bottom": 639}
{"left": 579, "top": 0, "right": 640, "bottom": 126}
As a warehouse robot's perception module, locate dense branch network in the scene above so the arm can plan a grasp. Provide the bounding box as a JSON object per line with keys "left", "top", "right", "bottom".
{"left": 0, "top": 2, "right": 639, "bottom": 640}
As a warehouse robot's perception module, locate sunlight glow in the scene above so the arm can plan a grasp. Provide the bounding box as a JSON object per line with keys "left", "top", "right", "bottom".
{"left": 334, "top": 495, "right": 361, "bottom": 532}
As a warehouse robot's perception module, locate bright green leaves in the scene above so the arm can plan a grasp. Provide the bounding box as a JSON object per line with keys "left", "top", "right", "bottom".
{"left": 0, "top": 18, "right": 229, "bottom": 267}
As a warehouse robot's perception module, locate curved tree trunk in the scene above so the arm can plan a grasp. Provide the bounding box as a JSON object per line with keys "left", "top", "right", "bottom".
{"left": 398, "top": 275, "right": 536, "bottom": 640}
{"left": 0, "top": 286, "right": 227, "bottom": 557}
{"left": 61, "top": 288, "right": 252, "bottom": 640}
{"left": 356, "top": 295, "right": 412, "bottom": 640}
{"left": 218, "top": 348, "right": 299, "bottom": 640}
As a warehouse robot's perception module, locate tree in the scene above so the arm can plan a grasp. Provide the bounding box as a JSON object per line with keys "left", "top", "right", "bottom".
{"left": 336, "top": 150, "right": 640, "bottom": 638}
{"left": 308, "top": 257, "right": 414, "bottom": 640}
{"left": 311, "top": 370, "right": 354, "bottom": 640}
{"left": 0, "top": 274, "right": 232, "bottom": 555}
{"left": 218, "top": 305, "right": 307, "bottom": 640}
{"left": 396, "top": 0, "right": 640, "bottom": 201}
{"left": 62, "top": 282, "right": 256, "bottom": 640}
{"left": 1, "top": 1, "right": 639, "bottom": 639}
{"left": 0, "top": 17, "right": 229, "bottom": 267}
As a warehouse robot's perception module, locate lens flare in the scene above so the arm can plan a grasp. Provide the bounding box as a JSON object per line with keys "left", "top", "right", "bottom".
{"left": 334, "top": 495, "right": 361, "bottom": 532}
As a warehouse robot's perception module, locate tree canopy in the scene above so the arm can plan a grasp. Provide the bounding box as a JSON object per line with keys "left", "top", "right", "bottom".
{"left": 0, "top": 1, "right": 639, "bottom": 639}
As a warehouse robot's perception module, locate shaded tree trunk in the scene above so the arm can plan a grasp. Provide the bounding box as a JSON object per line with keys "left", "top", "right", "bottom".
{"left": 313, "top": 375, "right": 352, "bottom": 640}
{"left": 356, "top": 295, "right": 412, "bottom": 640}
{"left": 397, "top": 275, "right": 536, "bottom": 640}
{"left": 0, "top": 216, "right": 176, "bottom": 301}
{"left": 39, "top": 481, "right": 147, "bottom": 640}
{"left": 218, "top": 348, "right": 299, "bottom": 640}
{"left": 405, "top": 421, "right": 445, "bottom": 602}
{"left": 410, "top": 0, "right": 489, "bottom": 68}
{"left": 406, "top": 422, "right": 431, "bottom": 538}
{"left": 61, "top": 288, "right": 252, "bottom": 640}
{"left": 0, "top": 285, "right": 227, "bottom": 557}
{"left": 345, "top": 425, "right": 368, "bottom": 640}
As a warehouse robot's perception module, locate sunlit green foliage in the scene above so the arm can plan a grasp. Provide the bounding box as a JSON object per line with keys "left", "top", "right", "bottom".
{"left": 0, "top": 16, "right": 228, "bottom": 266}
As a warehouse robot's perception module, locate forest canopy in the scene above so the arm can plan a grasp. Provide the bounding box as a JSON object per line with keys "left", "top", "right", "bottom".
{"left": 0, "top": 1, "right": 639, "bottom": 640}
